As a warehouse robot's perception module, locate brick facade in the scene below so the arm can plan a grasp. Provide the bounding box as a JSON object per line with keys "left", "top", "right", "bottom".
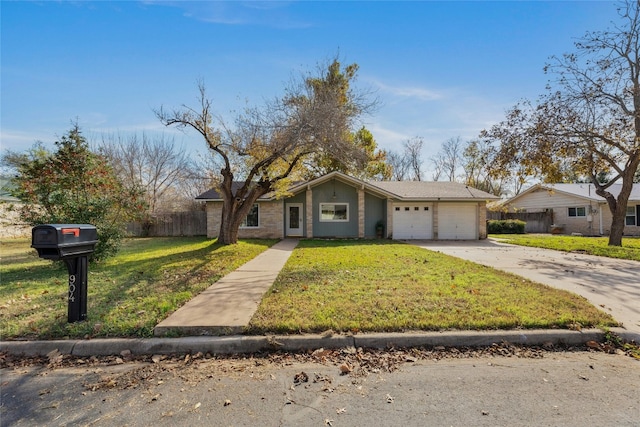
{"left": 205, "top": 201, "right": 284, "bottom": 239}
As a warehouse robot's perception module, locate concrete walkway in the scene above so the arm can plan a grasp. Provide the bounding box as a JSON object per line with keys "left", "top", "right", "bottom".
{"left": 412, "top": 239, "right": 640, "bottom": 339}
{"left": 154, "top": 239, "right": 299, "bottom": 336}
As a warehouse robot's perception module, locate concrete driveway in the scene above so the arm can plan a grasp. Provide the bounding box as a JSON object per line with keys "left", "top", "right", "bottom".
{"left": 411, "top": 239, "right": 640, "bottom": 339}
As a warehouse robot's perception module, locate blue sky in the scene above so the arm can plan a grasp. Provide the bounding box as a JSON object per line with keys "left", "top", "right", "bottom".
{"left": 1, "top": 1, "right": 619, "bottom": 177}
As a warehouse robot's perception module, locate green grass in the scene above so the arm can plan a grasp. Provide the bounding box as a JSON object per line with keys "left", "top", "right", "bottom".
{"left": 0, "top": 237, "right": 277, "bottom": 339}
{"left": 2, "top": 237, "right": 619, "bottom": 340}
{"left": 491, "top": 234, "right": 640, "bottom": 261}
{"left": 247, "top": 239, "right": 617, "bottom": 334}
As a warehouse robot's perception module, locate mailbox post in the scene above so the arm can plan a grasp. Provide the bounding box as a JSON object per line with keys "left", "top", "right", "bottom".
{"left": 32, "top": 224, "right": 98, "bottom": 323}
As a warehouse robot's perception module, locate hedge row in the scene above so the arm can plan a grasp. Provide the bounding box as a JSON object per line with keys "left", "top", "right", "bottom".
{"left": 487, "top": 219, "right": 526, "bottom": 234}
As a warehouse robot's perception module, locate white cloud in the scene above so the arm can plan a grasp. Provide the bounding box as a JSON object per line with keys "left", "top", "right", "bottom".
{"left": 370, "top": 79, "right": 443, "bottom": 101}
{"left": 0, "top": 129, "right": 55, "bottom": 151}
{"left": 145, "top": 1, "right": 312, "bottom": 29}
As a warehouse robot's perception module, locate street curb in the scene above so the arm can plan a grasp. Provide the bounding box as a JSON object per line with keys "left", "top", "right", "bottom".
{"left": 1, "top": 328, "right": 636, "bottom": 357}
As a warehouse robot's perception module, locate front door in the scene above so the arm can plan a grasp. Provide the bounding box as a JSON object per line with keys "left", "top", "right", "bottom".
{"left": 286, "top": 203, "right": 303, "bottom": 236}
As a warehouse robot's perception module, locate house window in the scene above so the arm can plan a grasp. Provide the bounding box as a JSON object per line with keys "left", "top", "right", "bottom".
{"left": 626, "top": 206, "right": 637, "bottom": 226}
{"left": 568, "top": 207, "right": 586, "bottom": 217}
{"left": 320, "top": 203, "right": 349, "bottom": 222}
{"left": 241, "top": 203, "right": 259, "bottom": 227}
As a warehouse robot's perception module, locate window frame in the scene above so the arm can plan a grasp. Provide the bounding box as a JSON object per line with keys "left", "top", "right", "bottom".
{"left": 240, "top": 203, "right": 260, "bottom": 228}
{"left": 568, "top": 207, "right": 586, "bottom": 218}
{"left": 319, "top": 202, "right": 349, "bottom": 222}
{"left": 625, "top": 205, "right": 637, "bottom": 226}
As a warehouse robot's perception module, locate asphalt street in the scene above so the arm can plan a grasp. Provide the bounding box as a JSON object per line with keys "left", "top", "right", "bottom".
{"left": 2, "top": 350, "right": 639, "bottom": 427}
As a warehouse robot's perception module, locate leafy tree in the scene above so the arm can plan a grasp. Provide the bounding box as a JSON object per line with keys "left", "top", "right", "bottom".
{"left": 350, "top": 127, "right": 391, "bottom": 180}
{"left": 301, "top": 125, "right": 390, "bottom": 180}
{"left": 481, "top": 1, "right": 640, "bottom": 246}
{"left": 300, "top": 63, "right": 387, "bottom": 179}
{"left": 461, "top": 139, "right": 508, "bottom": 197}
{"left": 5, "top": 125, "right": 145, "bottom": 260}
{"left": 156, "top": 58, "right": 376, "bottom": 244}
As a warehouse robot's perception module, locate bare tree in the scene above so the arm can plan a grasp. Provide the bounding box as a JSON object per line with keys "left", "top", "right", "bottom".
{"left": 403, "top": 137, "right": 424, "bottom": 181}
{"left": 430, "top": 152, "right": 444, "bottom": 181}
{"left": 387, "top": 150, "right": 409, "bottom": 181}
{"left": 442, "top": 136, "right": 463, "bottom": 181}
{"left": 430, "top": 136, "right": 463, "bottom": 182}
{"left": 99, "top": 133, "right": 193, "bottom": 215}
{"left": 156, "top": 58, "right": 376, "bottom": 244}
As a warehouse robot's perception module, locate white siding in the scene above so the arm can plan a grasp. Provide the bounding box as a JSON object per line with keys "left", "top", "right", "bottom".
{"left": 511, "top": 188, "right": 587, "bottom": 210}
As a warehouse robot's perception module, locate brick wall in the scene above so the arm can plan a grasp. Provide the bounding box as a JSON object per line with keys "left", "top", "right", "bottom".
{"left": 205, "top": 201, "right": 284, "bottom": 239}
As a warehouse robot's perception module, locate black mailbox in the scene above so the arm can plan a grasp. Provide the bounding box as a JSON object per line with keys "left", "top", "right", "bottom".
{"left": 32, "top": 224, "right": 98, "bottom": 323}
{"left": 32, "top": 224, "right": 98, "bottom": 260}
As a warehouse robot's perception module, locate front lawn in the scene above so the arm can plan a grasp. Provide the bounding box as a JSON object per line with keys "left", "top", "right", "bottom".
{"left": 491, "top": 234, "right": 640, "bottom": 261}
{"left": 247, "top": 239, "right": 616, "bottom": 334}
{"left": 2, "top": 237, "right": 617, "bottom": 340}
{"left": 0, "top": 237, "right": 277, "bottom": 339}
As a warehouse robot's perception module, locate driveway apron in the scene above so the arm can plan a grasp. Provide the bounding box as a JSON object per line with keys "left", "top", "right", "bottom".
{"left": 411, "top": 239, "right": 640, "bottom": 337}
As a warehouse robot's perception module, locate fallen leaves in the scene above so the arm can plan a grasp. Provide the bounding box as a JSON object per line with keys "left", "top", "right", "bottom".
{"left": 293, "top": 371, "right": 309, "bottom": 384}
{"left": 586, "top": 340, "right": 618, "bottom": 354}
{"left": 338, "top": 362, "right": 352, "bottom": 374}
{"left": 2, "top": 335, "right": 638, "bottom": 396}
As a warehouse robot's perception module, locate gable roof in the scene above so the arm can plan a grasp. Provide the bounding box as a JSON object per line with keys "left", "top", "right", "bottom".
{"left": 508, "top": 183, "right": 640, "bottom": 205}
{"left": 195, "top": 171, "right": 499, "bottom": 202}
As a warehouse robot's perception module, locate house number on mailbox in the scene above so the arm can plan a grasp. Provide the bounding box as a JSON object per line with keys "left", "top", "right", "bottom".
{"left": 68, "top": 274, "right": 76, "bottom": 303}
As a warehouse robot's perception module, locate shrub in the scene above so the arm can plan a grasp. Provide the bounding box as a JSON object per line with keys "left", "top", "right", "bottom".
{"left": 487, "top": 219, "right": 526, "bottom": 234}
{"left": 5, "top": 125, "right": 146, "bottom": 261}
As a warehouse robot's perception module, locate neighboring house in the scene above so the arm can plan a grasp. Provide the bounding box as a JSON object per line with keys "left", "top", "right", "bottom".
{"left": 196, "top": 171, "right": 499, "bottom": 241}
{"left": 503, "top": 183, "right": 640, "bottom": 236}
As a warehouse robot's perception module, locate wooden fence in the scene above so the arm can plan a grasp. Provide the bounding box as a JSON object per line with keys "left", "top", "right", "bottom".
{"left": 487, "top": 211, "right": 553, "bottom": 234}
{"left": 127, "top": 211, "right": 207, "bottom": 237}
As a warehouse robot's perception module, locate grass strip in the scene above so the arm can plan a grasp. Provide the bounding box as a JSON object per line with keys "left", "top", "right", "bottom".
{"left": 491, "top": 234, "right": 640, "bottom": 261}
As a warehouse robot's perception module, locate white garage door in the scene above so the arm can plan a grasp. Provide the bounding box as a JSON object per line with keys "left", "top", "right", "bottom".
{"left": 393, "top": 203, "right": 433, "bottom": 239}
{"left": 438, "top": 203, "right": 477, "bottom": 240}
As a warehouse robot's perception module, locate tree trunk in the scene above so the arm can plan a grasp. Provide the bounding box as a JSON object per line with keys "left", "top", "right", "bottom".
{"left": 216, "top": 179, "right": 270, "bottom": 245}
{"left": 608, "top": 206, "right": 626, "bottom": 246}
{"left": 218, "top": 202, "right": 242, "bottom": 245}
{"left": 600, "top": 165, "right": 638, "bottom": 247}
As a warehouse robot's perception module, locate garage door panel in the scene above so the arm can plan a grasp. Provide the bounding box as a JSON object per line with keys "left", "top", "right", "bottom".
{"left": 438, "top": 204, "right": 477, "bottom": 240}
{"left": 393, "top": 204, "right": 433, "bottom": 239}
